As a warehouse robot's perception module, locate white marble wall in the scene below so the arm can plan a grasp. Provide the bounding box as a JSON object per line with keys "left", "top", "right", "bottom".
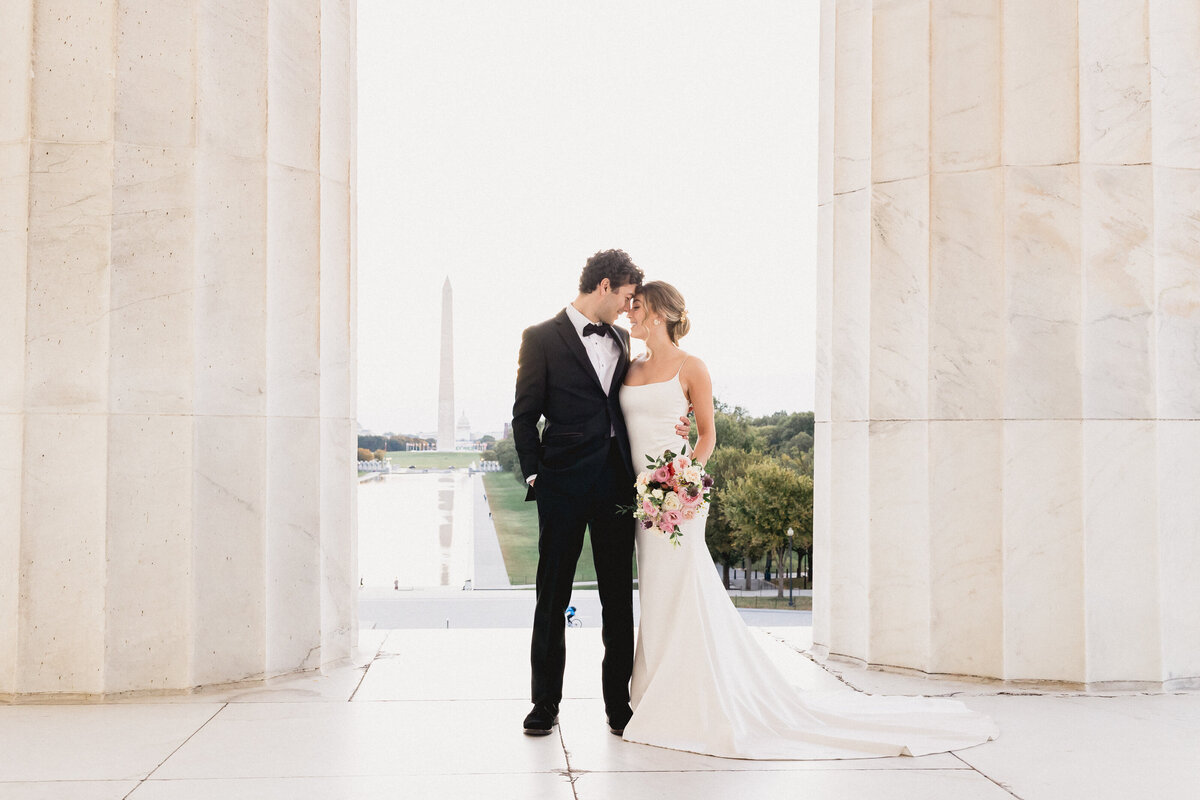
{"left": 816, "top": 0, "right": 1200, "bottom": 688}
{"left": 0, "top": 0, "right": 357, "bottom": 697}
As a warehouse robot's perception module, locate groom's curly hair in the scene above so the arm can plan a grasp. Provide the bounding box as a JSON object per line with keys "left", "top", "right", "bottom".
{"left": 578, "top": 249, "right": 645, "bottom": 294}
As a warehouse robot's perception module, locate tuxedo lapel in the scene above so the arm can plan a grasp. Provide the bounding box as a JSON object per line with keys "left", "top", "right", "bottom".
{"left": 553, "top": 311, "right": 606, "bottom": 394}
{"left": 609, "top": 327, "right": 631, "bottom": 395}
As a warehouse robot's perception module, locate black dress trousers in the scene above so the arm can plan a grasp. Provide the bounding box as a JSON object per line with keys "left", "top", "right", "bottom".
{"left": 530, "top": 439, "right": 636, "bottom": 714}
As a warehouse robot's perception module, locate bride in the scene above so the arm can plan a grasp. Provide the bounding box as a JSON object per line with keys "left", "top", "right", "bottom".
{"left": 618, "top": 281, "right": 997, "bottom": 759}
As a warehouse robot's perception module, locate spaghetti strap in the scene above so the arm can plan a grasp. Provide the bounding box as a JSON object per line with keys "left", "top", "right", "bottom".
{"left": 673, "top": 356, "right": 690, "bottom": 380}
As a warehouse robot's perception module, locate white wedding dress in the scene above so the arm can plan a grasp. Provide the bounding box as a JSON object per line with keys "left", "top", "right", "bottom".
{"left": 618, "top": 373, "right": 998, "bottom": 759}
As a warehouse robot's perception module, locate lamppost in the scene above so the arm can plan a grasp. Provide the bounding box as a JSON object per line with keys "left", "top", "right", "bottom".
{"left": 786, "top": 527, "right": 795, "bottom": 607}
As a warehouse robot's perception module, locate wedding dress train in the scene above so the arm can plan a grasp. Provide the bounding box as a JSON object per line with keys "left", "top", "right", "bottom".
{"left": 618, "top": 374, "right": 997, "bottom": 759}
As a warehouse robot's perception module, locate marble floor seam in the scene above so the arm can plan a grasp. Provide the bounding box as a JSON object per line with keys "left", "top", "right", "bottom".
{"left": 563, "top": 766, "right": 977, "bottom": 774}
{"left": 347, "top": 640, "right": 388, "bottom": 702}
{"left": 951, "top": 751, "right": 1025, "bottom": 800}
{"left": 558, "top": 724, "right": 582, "bottom": 800}
{"left": 123, "top": 704, "right": 229, "bottom": 798}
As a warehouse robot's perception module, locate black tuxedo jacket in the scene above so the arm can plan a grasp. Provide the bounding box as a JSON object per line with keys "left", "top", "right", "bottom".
{"left": 512, "top": 309, "right": 636, "bottom": 502}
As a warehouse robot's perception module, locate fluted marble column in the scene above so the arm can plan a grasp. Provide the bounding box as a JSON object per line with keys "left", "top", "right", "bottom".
{"left": 815, "top": 0, "right": 1200, "bottom": 689}
{"left": 0, "top": 0, "right": 357, "bottom": 697}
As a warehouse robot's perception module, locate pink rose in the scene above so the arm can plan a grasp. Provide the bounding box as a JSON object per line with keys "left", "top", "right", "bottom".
{"left": 642, "top": 499, "right": 656, "bottom": 516}
{"left": 681, "top": 490, "right": 704, "bottom": 508}
{"left": 651, "top": 465, "right": 672, "bottom": 484}
{"left": 660, "top": 510, "right": 681, "bottom": 529}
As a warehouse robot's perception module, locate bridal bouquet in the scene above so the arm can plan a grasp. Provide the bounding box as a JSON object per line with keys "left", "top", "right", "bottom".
{"left": 633, "top": 446, "right": 714, "bottom": 547}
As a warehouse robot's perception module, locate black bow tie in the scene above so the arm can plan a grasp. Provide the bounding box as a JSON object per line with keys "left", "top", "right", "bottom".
{"left": 583, "top": 322, "right": 611, "bottom": 338}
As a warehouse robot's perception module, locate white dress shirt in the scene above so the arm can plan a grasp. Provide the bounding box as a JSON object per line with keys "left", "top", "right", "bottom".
{"left": 527, "top": 305, "right": 622, "bottom": 486}
{"left": 564, "top": 303, "right": 621, "bottom": 394}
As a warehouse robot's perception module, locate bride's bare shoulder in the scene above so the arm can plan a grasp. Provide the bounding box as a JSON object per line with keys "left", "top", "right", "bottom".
{"left": 679, "top": 353, "right": 711, "bottom": 388}
{"left": 679, "top": 353, "right": 709, "bottom": 376}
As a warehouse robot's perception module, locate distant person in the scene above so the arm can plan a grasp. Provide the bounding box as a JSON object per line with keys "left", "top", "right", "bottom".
{"left": 511, "top": 249, "right": 687, "bottom": 737}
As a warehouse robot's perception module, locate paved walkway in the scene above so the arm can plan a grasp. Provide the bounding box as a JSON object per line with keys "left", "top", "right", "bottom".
{"left": 471, "top": 473, "right": 511, "bottom": 589}
{"left": 3, "top": 625, "right": 1197, "bottom": 799}
{"left": 358, "top": 588, "right": 812, "bottom": 629}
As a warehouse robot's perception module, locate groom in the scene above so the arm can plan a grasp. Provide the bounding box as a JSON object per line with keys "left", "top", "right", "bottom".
{"left": 513, "top": 249, "right": 687, "bottom": 737}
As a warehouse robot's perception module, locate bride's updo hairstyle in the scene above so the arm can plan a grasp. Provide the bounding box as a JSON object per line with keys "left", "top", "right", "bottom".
{"left": 637, "top": 281, "right": 691, "bottom": 344}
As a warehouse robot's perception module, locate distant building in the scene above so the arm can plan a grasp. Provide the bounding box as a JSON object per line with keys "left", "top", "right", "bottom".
{"left": 456, "top": 412, "right": 487, "bottom": 451}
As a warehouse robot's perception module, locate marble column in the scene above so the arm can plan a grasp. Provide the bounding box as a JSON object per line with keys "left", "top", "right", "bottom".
{"left": 815, "top": 0, "right": 1200, "bottom": 689}
{"left": 0, "top": 0, "right": 357, "bottom": 697}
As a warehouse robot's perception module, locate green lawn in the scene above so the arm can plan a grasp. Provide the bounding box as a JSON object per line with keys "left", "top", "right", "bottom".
{"left": 730, "top": 595, "right": 812, "bottom": 611}
{"left": 482, "top": 472, "right": 604, "bottom": 586}
{"left": 482, "top": 471, "right": 805, "bottom": 607}
{"left": 383, "top": 451, "right": 482, "bottom": 469}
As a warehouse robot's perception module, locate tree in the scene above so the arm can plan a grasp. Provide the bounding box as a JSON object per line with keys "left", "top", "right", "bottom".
{"left": 703, "top": 447, "right": 769, "bottom": 588}
{"left": 750, "top": 411, "right": 815, "bottom": 461}
{"left": 491, "top": 438, "right": 523, "bottom": 483}
{"left": 480, "top": 434, "right": 496, "bottom": 444}
{"left": 710, "top": 398, "right": 764, "bottom": 454}
{"left": 373, "top": 449, "right": 386, "bottom": 461}
{"left": 358, "top": 434, "right": 385, "bottom": 451}
{"left": 357, "top": 447, "right": 374, "bottom": 462}
{"left": 359, "top": 433, "right": 431, "bottom": 452}
{"left": 721, "top": 460, "right": 814, "bottom": 598}
{"left": 779, "top": 450, "right": 814, "bottom": 479}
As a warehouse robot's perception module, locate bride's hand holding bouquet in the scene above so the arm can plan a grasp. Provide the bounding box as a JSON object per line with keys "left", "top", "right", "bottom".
{"left": 632, "top": 445, "right": 714, "bottom": 547}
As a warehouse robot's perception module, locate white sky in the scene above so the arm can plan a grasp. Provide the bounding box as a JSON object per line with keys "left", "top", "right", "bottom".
{"left": 357, "top": 0, "right": 820, "bottom": 435}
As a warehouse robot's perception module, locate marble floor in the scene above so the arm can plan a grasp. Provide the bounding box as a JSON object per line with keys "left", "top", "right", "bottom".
{"left": 2, "top": 626, "right": 1197, "bottom": 800}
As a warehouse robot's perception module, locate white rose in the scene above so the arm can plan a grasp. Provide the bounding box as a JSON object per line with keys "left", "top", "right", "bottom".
{"left": 682, "top": 466, "right": 703, "bottom": 484}
{"left": 661, "top": 492, "right": 683, "bottom": 511}
{"left": 651, "top": 488, "right": 664, "bottom": 500}
{"left": 636, "top": 483, "right": 648, "bottom": 496}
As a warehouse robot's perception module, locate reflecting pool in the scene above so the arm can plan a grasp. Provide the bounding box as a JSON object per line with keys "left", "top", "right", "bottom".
{"left": 357, "top": 472, "right": 475, "bottom": 588}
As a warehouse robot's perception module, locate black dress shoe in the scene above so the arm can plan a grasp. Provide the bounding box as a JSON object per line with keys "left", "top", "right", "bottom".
{"left": 607, "top": 704, "right": 633, "bottom": 736}
{"left": 523, "top": 703, "right": 559, "bottom": 736}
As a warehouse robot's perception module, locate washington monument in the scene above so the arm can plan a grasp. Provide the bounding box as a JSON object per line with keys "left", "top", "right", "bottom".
{"left": 437, "top": 277, "right": 455, "bottom": 451}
